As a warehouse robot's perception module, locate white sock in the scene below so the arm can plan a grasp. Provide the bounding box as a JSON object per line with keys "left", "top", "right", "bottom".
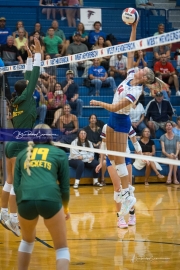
{"left": 93, "top": 178, "right": 98, "bottom": 185}
{"left": 10, "top": 213, "right": 18, "bottom": 223}
{"left": 114, "top": 191, "right": 121, "bottom": 202}
{"left": 1, "top": 208, "right": 8, "bottom": 213}
{"left": 74, "top": 179, "right": 79, "bottom": 186}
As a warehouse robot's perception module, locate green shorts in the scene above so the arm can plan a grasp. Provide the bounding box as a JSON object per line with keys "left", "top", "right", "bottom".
{"left": 18, "top": 200, "right": 62, "bottom": 220}
{"left": 5, "top": 142, "right": 28, "bottom": 159}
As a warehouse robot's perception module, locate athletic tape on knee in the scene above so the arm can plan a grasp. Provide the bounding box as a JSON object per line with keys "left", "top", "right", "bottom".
{"left": 116, "top": 163, "right": 128, "bottom": 177}
{"left": 133, "top": 141, "right": 142, "bottom": 153}
{"left": 10, "top": 186, "right": 15, "bottom": 195}
{"left": 3, "top": 182, "right": 12, "bottom": 192}
{"left": 18, "top": 240, "right": 34, "bottom": 254}
{"left": 56, "top": 247, "right": 70, "bottom": 261}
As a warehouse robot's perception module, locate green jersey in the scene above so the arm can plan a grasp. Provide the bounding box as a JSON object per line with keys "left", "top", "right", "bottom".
{"left": 43, "top": 35, "right": 62, "bottom": 54}
{"left": 12, "top": 66, "right": 40, "bottom": 129}
{"left": 14, "top": 144, "right": 70, "bottom": 213}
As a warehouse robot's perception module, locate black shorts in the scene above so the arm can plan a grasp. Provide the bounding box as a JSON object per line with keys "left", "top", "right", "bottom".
{"left": 18, "top": 200, "right": 62, "bottom": 220}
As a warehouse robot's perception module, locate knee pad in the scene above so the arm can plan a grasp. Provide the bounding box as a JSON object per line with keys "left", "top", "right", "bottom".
{"left": 10, "top": 186, "right": 15, "bottom": 195}
{"left": 3, "top": 182, "right": 12, "bottom": 192}
{"left": 56, "top": 247, "right": 70, "bottom": 261}
{"left": 18, "top": 240, "right": 34, "bottom": 254}
{"left": 116, "top": 163, "right": 128, "bottom": 177}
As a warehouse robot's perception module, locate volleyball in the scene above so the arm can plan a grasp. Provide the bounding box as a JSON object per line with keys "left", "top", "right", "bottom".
{"left": 122, "top": 8, "right": 139, "bottom": 25}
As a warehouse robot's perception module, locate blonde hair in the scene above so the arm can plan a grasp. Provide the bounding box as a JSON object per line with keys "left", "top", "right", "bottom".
{"left": 25, "top": 124, "right": 54, "bottom": 176}
{"left": 145, "top": 68, "right": 166, "bottom": 92}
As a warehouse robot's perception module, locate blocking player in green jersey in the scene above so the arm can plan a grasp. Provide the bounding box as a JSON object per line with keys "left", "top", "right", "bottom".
{"left": 0, "top": 39, "right": 41, "bottom": 237}
{"left": 14, "top": 124, "right": 70, "bottom": 270}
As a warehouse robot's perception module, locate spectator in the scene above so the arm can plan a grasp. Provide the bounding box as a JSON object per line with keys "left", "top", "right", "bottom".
{"left": 92, "top": 36, "right": 111, "bottom": 71}
{"left": 133, "top": 127, "right": 164, "bottom": 185}
{"left": 14, "top": 27, "right": 28, "bottom": 62}
{"left": 67, "top": 32, "right": 92, "bottom": 78}
{"left": 172, "top": 116, "right": 180, "bottom": 139}
{"left": 129, "top": 97, "right": 147, "bottom": 135}
{"left": 0, "top": 36, "right": 23, "bottom": 66}
{"left": 43, "top": 27, "right": 63, "bottom": 58}
{"left": 39, "top": 0, "right": 56, "bottom": 20}
{"left": 59, "top": 104, "right": 78, "bottom": 144}
{"left": 66, "top": 0, "right": 79, "bottom": 27}
{"left": 154, "top": 54, "right": 180, "bottom": 96}
{"left": 29, "top": 23, "right": 45, "bottom": 39}
{"left": 69, "top": 129, "right": 102, "bottom": 188}
{"left": 33, "top": 85, "right": 47, "bottom": 124}
{"left": 134, "top": 50, "right": 147, "bottom": 69}
{"left": 135, "top": 0, "right": 158, "bottom": 16}
{"left": 50, "top": 20, "right": 69, "bottom": 56}
{"left": 56, "top": 0, "right": 68, "bottom": 21}
{"left": 160, "top": 121, "right": 179, "bottom": 185}
{"left": 72, "top": 22, "right": 90, "bottom": 50}
{"left": 145, "top": 91, "right": 174, "bottom": 138}
{"left": 109, "top": 53, "right": 127, "bottom": 78}
{"left": 46, "top": 82, "right": 66, "bottom": 126}
{"left": 0, "top": 17, "right": 12, "bottom": 46}
{"left": 61, "top": 70, "right": 83, "bottom": 116}
{"left": 29, "top": 31, "right": 45, "bottom": 60}
{"left": 13, "top": 21, "right": 28, "bottom": 39}
{"left": 154, "top": 23, "right": 165, "bottom": 36}
{"left": 88, "top": 58, "right": 117, "bottom": 96}
{"left": 153, "top": 45, "right": 170, "bottom": 64}
{"left": 88, "top": 21, "right": 106, "bottom": 47}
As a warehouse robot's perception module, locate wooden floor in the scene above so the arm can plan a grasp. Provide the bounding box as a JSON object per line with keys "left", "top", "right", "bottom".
{"left": 1, "top": 183, "right": 180, "bottom": 270}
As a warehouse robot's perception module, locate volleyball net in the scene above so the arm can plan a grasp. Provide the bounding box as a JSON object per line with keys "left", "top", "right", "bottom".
{"left": 1, "top": 29, "right": 180, "bottom": 183}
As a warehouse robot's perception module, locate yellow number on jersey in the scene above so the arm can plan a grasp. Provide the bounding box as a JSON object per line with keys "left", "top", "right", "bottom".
{"left": 31, "top": 148, "right": 49, "bottom": 161}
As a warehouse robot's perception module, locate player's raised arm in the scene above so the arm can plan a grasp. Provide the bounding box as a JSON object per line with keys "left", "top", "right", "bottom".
{"left": 127, "top": 20, "right": 139, "bottom": 70}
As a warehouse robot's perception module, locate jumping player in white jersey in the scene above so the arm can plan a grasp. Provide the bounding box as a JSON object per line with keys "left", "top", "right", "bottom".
{"left": 96, "top": 124, "right": 142, "bottom": 228}
{"left": 90, "top": 19, "right": 165, "bottom": 216}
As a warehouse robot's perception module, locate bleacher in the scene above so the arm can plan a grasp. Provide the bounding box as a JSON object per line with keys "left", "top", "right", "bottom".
{"left": 1, "top": 0, "right": 179, "bottom": 184}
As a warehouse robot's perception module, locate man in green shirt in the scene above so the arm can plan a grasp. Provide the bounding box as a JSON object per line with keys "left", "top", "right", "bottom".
{"left": 43, "top": 27, "right": 63, "bottom": 58}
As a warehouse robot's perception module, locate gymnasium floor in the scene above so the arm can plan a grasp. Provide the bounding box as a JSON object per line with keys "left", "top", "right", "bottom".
{"left": 0, "top": 184, "right": 180, "bottom": 270}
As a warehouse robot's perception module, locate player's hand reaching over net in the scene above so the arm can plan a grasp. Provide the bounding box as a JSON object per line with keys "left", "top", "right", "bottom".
{"left": 24, "top": 43, "right": 32, "bottom": 58}
{"left": 34, "top": 38, "right": 41, "bottom": 54}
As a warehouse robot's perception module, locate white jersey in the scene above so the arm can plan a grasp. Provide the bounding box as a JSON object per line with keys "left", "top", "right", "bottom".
{"left": 101, "top": 124, "right": 136, "bottom": 153}
{"left": 113, "top": 68, "right": 142, "bottom": 115}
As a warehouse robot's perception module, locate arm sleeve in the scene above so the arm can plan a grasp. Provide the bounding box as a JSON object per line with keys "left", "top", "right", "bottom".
{"left": 13, "top": 156, "right": 22, "bottom": 195}
{"left": 58, "top": 154, "right": 70, "bottom": 214}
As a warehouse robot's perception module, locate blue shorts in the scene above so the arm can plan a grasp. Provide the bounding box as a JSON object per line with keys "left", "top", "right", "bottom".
{"left": 125, "top": 158, "right": 131, "bottom": 166}
{"left": 108, "top": 112, "right": 131, "bottom": 134}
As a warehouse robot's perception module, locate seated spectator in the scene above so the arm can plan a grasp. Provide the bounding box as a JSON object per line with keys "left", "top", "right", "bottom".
{"left": 33, "top": 85, "right": 47, "bottom": 124}
{"left": 29, "top": 31, "right": 45, "bottom": 60}
{"left": 0, "top": 17, "right": 12, "bottom": 46}
{"left": 46, "top": 82, "right": 66, "bottom": 126}
{"left": 134, "top": 50, "right": 147, "bottom": 69}
{"left": 43, "top": 27, "right": 63, "bottom": 59}
{"left": 67, "top": 32, "right": 92, "bottom": 78}
{"left": 154, "top": 54, "right": 180, "bottom": 96}
{"left": 135, "top": 0, "right": 158, "bottom": 16}
{"left": 145, "top": 91, "right": 174, "bottom": 138}
{"left": 69, "top": 129, "right": 102, "bottom": 189}
{"left": 14, "top": 28, "right": 28, "bottom": 62}
{"left": 133, "top": 127, "right": 164, "bottom": 185}
{"left": 66, "top": 0, "right": 79, "bottom": 27}
{"left": 39, "top": 0, "right": 56, "bottom": 20}
{"left": 129, "top": 97, "right": 147, "bottom": 135}
{"left": 153, "top": 45, "right": 170, "bottom": 64}
{"left": 92, "top": 36, "right": 111, "bottom": 71}
{"left": 88, "top": 21, "right": 107, "bottom": 48}
{"left": 71, "top": 22, "right": 90, "bottom": 50}
{"left": 61, "top": 70, "right": 83, "bottom": 116}
{"left": 154, "top": 23, "right": 172, "bottom": 49}
{"left": 13, "top": 21, "right": 28, "bottom": 39}
{"left": 59, "top": 104, "right": 78, "bottom": 144}
{"left": 0, "top": 36, "right": 23, "bottom": 67}
{"left": 172, "top": 116, "right": 180, "bottom": 139}
{"left": 29, "top": 23, "right": 45, "bottom": 40}
{"left": 88, "top": 58, "right": 117, "bottom": 96}
{"left": 50, "top": 20, "right": 69, "bottom": 56}
{"left": 160, "top": 121, "right": 179, "bottom": 185}
{"left": 109, "top": 53, "right": 127, "bottom": 78}
{"left": 40, "top": 54, "right": 57, "bottom": 91}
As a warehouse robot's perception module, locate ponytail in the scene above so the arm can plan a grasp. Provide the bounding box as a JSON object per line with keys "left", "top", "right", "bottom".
{"left": 145, "top": 68, "right": 167, "bottom": 93}
{"left": 25, "top": 141, "right": 34, "bottom": 176}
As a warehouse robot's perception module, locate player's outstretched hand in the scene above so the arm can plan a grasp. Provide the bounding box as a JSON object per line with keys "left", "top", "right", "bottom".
{"left": 24, "top": 43, "right": 32, "bottom": 58}
{"left": 90, "top": 100, "right": 100, "bottom": 106}
{"left": 34, "top": 38, "right": 41, "bottom": 53}
{"left": 132, "top": 16, "right": 139, "bottom": 28}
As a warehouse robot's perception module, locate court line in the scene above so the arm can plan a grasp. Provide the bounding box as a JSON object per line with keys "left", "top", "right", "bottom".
{"left": 35, "top": 237, "right": 53, "bottom": 248}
